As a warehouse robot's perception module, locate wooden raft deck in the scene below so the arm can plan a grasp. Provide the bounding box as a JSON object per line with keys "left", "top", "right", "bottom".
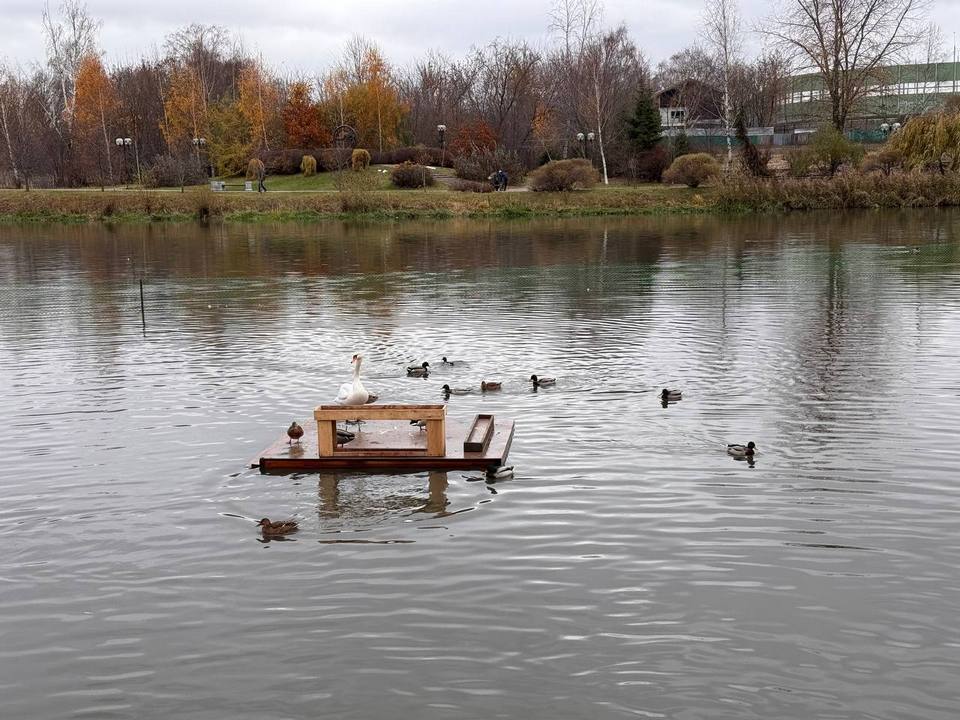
{"left": 254, "top": 417, "right": 514, "bottom": 473}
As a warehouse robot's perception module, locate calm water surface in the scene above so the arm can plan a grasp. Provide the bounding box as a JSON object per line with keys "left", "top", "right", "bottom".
{"left": 1, "top": 213, "right": 960, "bottom": 719}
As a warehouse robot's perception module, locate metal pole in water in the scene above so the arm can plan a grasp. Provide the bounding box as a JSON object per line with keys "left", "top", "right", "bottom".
{"left": 139, "top": 277, "right": 146, "bottom": 334}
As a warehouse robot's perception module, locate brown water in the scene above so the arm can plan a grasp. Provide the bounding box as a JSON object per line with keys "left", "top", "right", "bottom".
{"left": 1, "top": 213, "right": 960, "bottom": 719}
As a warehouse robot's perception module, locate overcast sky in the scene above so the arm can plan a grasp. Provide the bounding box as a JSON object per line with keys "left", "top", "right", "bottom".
{"left": 2, "top": 0, "right": 960, "bottom": 74}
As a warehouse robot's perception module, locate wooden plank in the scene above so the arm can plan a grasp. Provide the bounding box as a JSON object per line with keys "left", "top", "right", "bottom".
{"left": 426, "top": 419, "right": 445, "bottom": 456}
{"left": 254, "top": 418, "right": 514, "bottom": 474}
{"left": 314, "top": 404, "right": 446, "bottom": 422}
{"left": 317, "top": 419, "right": 336, "bottom": 457}
{"left": 464, "top": 414, "right": 494, "bottom": 453}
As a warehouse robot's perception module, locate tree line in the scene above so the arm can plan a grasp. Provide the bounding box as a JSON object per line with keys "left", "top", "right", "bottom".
{"left": 0, "top": 0, "right": 934, "bottom": 188}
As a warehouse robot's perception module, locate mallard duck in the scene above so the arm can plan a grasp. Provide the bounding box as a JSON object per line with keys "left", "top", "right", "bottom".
{"left": 530, "top": 374, "right": 556, "bottom": 387}
{"left": 407, "top": 362, "right": 430, "bottom": 377}
{"left": 487, "top": 465, "right": 514, "bottom": 479}
{"left": 480, "top": 380, "right": 502, "bottom": 392}
{"left": 727, "top": 441, "right": 757, "bottom": 458}
{"left": 441, "top": 384, "right": 473, "bottom": 395}
{"left": 409, "top": 419, "right": 427, "bottom": 431}
{"left": 257, "top": 518, "right": 299, "bottom": 536}
{"left": 337, "top": 429, "right": 355, "bottom": 445}
{"left": 661, "top": 388, "right": 682, "bottom": 401}
{"left": 335, "top": 354, "right": 369, "bottom": 405}
{"left": 441, "top": 356, "right": 456, "bottom": 366}
{"left": 286, "top": 421, "right": 304, "bottom": 444}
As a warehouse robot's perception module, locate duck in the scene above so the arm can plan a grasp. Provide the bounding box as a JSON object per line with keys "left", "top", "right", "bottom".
{"left": 530, "top": 374, "right": 556, "bottom": 387}
{"left": 441, "top": 356, "right": 464, "bottom": 366}
{"left": 441, "top": 384, "right": 473, "bottom": 395}
{"left": 337, "top": 429, "right": 356, "bottom": 445}
{"left": 727, "top": 441, "right": 757, "bottom": 458}
{"left": 335, "top": 354, "right": 369, "bottom": 405}
{"left": 480, "top": 380, "right": 502, "bottom": 392}
{"left": 409, "top": 419, "right": 427, "bottom": 431}
{"left": 407, "top": 362, "right": 430, "bottom": 377}
{"left": 487, "top": 465, "right": 514, "bottom": 479}
{"left": 661, "top": 388, "right": 682, "bottom": 401}
{"left": 257, "top": 518, "right": 299, "bottom": 536}
{"left": 286, "top": 421, "right": 304, "bottom": 444}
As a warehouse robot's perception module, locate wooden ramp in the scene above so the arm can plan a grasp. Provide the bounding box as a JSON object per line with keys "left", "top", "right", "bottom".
{"left": 253, "top": 405, "right": 514, "bottom": 473}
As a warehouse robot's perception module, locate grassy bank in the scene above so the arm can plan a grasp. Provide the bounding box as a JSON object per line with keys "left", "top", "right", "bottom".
{"left": 4, "top": 172, "right": 957, "bottom": 225}
{"left": 0, "top": 184, "right": 714, "bottom": 224}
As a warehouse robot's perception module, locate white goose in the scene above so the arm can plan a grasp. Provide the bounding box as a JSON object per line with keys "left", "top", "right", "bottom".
{"left": 335, "top": 354, "right": 370, "bottom": 405}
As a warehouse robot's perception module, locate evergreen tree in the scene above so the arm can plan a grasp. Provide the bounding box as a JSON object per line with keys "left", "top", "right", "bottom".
{"left": 673, "top": 130, "right": 690, "bottom": 157}
{"left": 735, "top": 109, "right": 768, "bottom": 177}
{"left": 626, "top": 86, "right": 662, "bottom": 152}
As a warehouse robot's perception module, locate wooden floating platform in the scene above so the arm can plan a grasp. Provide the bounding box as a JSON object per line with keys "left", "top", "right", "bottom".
{"left": 253, "top": 404, "right": 514, "bottom": 473}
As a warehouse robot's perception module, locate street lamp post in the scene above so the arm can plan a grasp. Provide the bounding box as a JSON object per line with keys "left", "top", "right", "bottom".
{"left": 115, "top": 137, "right": 132, "bottom": 188}
{"left": 192, "top": 137, "right": 210, "bottom": 178}
{"left": 576, "top": 132, "right": 596, "bottom": 163}
{"left": 437, "top": 124, "right": 447, "bottom": 166}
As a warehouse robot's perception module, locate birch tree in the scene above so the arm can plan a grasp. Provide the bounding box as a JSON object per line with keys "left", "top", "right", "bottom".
{"left": 702, "top": 0, "right": 741, "bottom": 167}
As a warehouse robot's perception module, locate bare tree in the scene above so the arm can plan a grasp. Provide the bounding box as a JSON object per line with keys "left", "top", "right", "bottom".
{"left": 41, "top": 0, "right": 100, "bottom": 131}
{"left": 702, "top": 0, "right": 741, "bottom": 165}
{"left": 762, "top": 0, "right": 931, "bottom": 130}
{"left": 581, "top": 26, "right": 647, "bottom": 184}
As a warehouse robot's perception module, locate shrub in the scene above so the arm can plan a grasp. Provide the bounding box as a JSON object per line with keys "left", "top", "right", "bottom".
{"left": 300, "top": 155, "right": 317, "bottom": 176}
{"left": 246, "top": 158, "right": 265, "bottom": 180}
{"left": 810, "top": 126, "right": 865, "bottom": 176}
{"left": 351, "top": 148, "right": 371, "bottom": 171}
{"left": 390, "top": 162, "right": 434, "bottom": 188}
{"left": 627, "top": 146, "right": 671, "bottom": 183}
{"left": 143, "top": 154, "right": 205, "bottom": 188}
{"left": 528, "top": 159, "right": 599, "bottom": 191}
{"left": 449, "top": 179, "right": 494, "bottom": 193}
{"left": 662, "top": 153, "right": 720, "bottom": 187}
{"left": 786, "top": 149, "right": 816, "bottom": 178}
{"left": 454, "top": 147, "right": 525, "bottom": 184}
{"left": 861, "top": 147, "right": 903, "bottom": 176}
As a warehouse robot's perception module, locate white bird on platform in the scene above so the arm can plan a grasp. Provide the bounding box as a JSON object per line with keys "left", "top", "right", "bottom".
{"left": 335, "top": 353, "right": 370, "bottom": 406}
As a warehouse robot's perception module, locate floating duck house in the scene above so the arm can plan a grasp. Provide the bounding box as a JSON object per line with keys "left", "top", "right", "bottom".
{"left": 254, "top": 404, "right": 514, "bottom": 473}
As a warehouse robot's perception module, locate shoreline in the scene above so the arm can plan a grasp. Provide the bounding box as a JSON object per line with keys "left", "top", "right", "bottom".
{"left": 0, "top": 186, "right": 716, "bottom": 224}
{"left": 3, "top": 174, "right": 960, "bottom": 224}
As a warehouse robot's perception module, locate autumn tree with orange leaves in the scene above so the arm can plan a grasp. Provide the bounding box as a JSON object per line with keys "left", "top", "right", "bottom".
{"left": 73, "top": 54, "right": 118, "bottom": 185}
{"left": 238, "top": 59, "right": 282, "bottom": 153}
{"left": 283, "top": 81, "right": 329, "bottom": 148}
{"left": 334, "top": 37, "right": 406, "bottom": 152}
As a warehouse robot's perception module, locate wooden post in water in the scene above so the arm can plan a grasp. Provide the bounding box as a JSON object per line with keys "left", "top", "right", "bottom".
{"left": 139, "top": 277, "right": 146, "bottom": 334}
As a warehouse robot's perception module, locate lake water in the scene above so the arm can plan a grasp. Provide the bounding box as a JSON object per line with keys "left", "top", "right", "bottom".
{"left": 2, "top": 212, "right": 960, "bottom": 719}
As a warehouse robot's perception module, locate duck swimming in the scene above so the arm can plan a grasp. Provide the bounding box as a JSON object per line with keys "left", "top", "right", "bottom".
{"left": 727, "top": 441, "right": 757, "bottom": 458}
{"left": 286, "top": 421, "right": 304, "bottom": 444}
{"left": 257, "top": 518, "right": 299, "bottom": 536}
{"left": 441, "top": 384, "right": 473, "bottom": 395}
{"left": 407, "top": 362, "right": 430, "bottom": 377}
{"left": 530, "top": 374, "right": 556, "bottom": 387}
{"left": 661, "top": 389, "right": 682, "bottom": 401}
{"left": 480, "top": 380, "right": 502, "bottom": 392}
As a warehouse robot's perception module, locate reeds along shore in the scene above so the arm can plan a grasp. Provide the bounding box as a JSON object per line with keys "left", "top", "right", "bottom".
{"left": 715, "top": 172, "right": 960, "bottom": 212}
{"left": 2, "top": 174, "right": 959, "bottom": 224}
